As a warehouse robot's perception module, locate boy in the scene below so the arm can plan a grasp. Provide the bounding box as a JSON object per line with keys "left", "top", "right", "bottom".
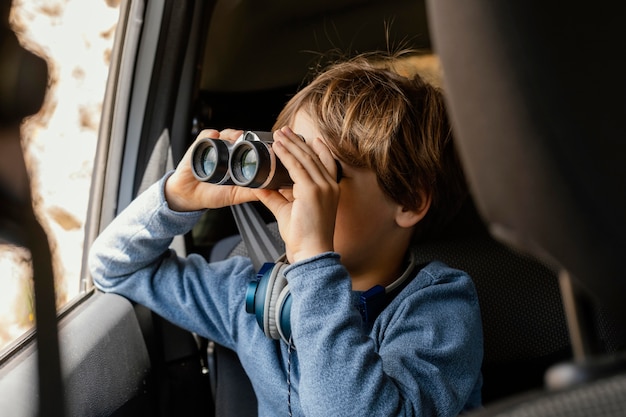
{"left": 89, "top": 52, "right": 483, "bottom": 416}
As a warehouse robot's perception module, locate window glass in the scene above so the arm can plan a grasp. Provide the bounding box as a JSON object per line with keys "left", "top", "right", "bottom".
{"left": 0, "top": 0, "right": 120, "bottom": 354}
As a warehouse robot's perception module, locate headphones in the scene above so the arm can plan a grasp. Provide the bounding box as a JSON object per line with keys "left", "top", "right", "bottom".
{"left": 245, "top": 253, "right": 419, "bottom": 344}
{"left": 245, "top": 261, "right": 293, "bottom": 344}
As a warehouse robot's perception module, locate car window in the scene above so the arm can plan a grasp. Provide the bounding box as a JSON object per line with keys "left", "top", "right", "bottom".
{"left": 0, "top": 0, "right": 120, "bottom": 355}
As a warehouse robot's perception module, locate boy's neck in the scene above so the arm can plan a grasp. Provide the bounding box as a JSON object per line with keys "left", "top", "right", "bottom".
{"left": 350, "top": 251, "right": 411, "bottom": 292}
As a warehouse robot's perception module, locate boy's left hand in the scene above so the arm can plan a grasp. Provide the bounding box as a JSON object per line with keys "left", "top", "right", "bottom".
{"left": 165, "top": 128, "right": 259, "bottom": 211}
{"left": 254, "top": 126, "right": 341, "bottom": 264}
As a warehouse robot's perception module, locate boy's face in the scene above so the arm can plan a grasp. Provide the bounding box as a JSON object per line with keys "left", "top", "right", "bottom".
{"left": 291, "top": 110, "right": 413, "bottom": 290}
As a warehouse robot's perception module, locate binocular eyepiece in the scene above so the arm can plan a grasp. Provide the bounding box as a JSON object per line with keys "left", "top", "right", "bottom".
{"left": 191, "top": 131, "right": 293, "bottom": 189}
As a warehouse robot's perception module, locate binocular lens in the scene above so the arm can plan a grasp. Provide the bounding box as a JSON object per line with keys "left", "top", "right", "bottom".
{"left": 190, "top": 138, "right": 232, "bottom": 184}
{"left": 240, "top": 149, "right": 258, "bottom": 181}
{"left": 230, "top": 141, "right": 292, "bottom": 188}
{"left": 201, "top": 146, "right": 218, "bottom": 177}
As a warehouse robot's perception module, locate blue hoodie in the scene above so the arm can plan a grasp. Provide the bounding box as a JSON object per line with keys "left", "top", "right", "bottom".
{"left": 89, "top": 173, "right": 483, "bottom": 417}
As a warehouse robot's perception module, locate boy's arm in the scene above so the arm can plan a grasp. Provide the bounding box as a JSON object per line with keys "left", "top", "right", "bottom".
{"left": 286, "top": 257, "right": 483, "bottom": 417}
{"left": 88, "top": 172, "right": 254, "bottom": 348}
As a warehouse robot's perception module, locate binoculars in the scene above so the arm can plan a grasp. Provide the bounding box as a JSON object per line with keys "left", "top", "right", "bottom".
{"left": 191, "top": 131, "right": 293, "bottom": 189}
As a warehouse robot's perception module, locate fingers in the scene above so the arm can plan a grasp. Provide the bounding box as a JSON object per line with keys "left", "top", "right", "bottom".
{"left": 252, "top": 188, "right": 290, "bottom": 218}
{"left": 310, "top": 136, "right": 342, "bottom": 183}
{"left": 273, "top": 126, "right": 339, "bottom": 186}
{"left": 196, "top": 128, "right": 221, "bottom": 140}
{"left": 219, "top": 128, "right": 244, "bottom": 143}
{"left": 190, "top": 128, "right": 242, "bottom": 147}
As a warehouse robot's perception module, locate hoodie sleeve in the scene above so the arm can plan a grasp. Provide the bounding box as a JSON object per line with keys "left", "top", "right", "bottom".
{"left": 88, "top": 172, "right": 255, "bottom": 348}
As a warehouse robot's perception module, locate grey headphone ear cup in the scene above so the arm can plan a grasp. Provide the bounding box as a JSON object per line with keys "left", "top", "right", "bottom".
{"left": 265, "top": 262, "right": 289, "bottom": 339}
{"left": 275, "top": 286, "right": 292, "bottom": 344}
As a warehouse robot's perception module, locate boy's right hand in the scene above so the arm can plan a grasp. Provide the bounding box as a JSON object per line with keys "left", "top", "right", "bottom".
{"left": 164, "top": 129, "right": 259, "bottom": 212}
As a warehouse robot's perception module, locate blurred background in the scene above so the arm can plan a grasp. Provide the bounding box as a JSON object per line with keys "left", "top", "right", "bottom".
{"left": 0, "top": 0, "right": 120, "bottom": 352}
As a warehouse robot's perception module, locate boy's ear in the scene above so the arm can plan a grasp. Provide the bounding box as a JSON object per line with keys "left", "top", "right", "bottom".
{"left": 395, "top": 191, "right": 432, "bottom": 228}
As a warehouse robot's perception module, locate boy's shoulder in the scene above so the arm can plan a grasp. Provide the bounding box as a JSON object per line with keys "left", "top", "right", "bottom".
{"left": 376, "top": 260, "right": 482, "bottom": 340}
{"left": 416, "top": 260, "right": 472, "bottom": 285}
{"left": 399, "top": 259, "right": 478, "bottom": 302}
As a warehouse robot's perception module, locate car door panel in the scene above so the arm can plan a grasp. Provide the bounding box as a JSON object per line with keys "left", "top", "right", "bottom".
{"left": 0, "top": 292, "right": 150, "bottom": 416}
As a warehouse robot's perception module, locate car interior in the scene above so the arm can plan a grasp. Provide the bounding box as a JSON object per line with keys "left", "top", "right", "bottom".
{"left": 1, "top": 0, "right": 625, "bottom": 416}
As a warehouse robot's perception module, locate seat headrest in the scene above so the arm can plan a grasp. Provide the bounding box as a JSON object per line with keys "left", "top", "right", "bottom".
{"left": 427, "top": 0, "right": 626, "bottom": 326}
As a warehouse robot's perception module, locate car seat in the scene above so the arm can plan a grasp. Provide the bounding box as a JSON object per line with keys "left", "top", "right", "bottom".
{"left": 426, "top": 0, "right": 626, "bottom": 415}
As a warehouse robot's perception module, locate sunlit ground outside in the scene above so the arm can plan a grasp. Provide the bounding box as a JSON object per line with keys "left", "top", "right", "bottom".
{"left": 0, "top": 0, "right": 120, "bottom": 352}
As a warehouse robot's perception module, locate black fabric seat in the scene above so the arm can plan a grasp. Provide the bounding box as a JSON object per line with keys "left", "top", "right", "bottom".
{"left": 410, "top": 209, "right": 571, "bottom": 403}
{"left": 402, "top": 201, "right": 573, "bottom": 403}
{"left": 426, "top": 0, "right": 626, "bottom": 415}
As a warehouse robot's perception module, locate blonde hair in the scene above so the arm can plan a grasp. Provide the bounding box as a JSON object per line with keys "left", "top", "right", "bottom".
{"left": 273, "top": 52, "right": 467, "bottom": 240}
